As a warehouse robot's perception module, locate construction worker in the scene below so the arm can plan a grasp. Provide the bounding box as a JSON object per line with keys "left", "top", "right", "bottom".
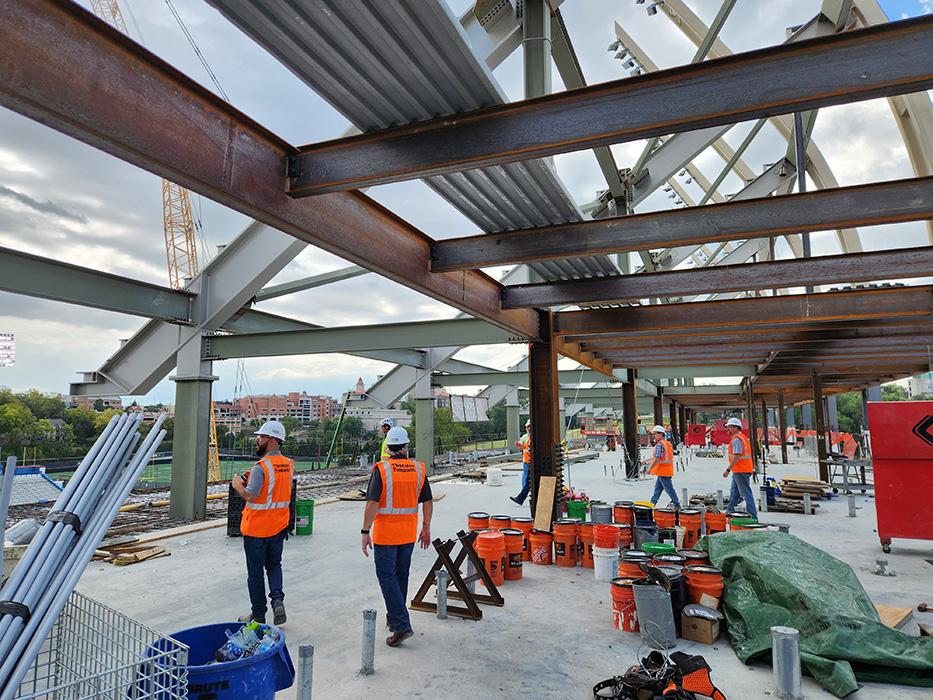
{"left": 232, "top": 420, "right": 294, "bottom": 625}
{"left": 361, "top": 426, "right": 433, "bottom": 647}
{"left": 379, "top": 418, "right": 393, "bottom": 460}
{"left": 510, "top": 419, "right": 532, "bottom": 505}
{"left": 723, "top": 417, "right": 758, "bottom": 518}
{"left": 646, "top": 424, "right": 681, "bottom": 508}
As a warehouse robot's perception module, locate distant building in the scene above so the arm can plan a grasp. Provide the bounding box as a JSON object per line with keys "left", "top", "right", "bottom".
{"left": 433, "top": 387, "right": 450, "bottom": 409}
{"left": 234, "top": 392, "right": 340, "bottom": 423}
{"left": 354, "top": 377, "right": 366, "bottom": 396}
{"left": 909, "top": 373, "right": 933, "bottom": 396}
{"left": 69, "top": 396, "right": 123, "bottom": 411}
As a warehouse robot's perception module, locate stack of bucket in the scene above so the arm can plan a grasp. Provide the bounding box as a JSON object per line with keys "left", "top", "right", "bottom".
{"left": 553, "top": 520, "right": 579, "bottom": 567}
{"left": 592, "top": 524, "right": 620, "bottom": 581}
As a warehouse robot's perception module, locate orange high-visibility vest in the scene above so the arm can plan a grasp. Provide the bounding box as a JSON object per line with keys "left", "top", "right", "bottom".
{"left": 241, "top": 453, "right": 294, "bottom": 538}
{"left": 728, "top": 432, "right": 754, "bottom": 473}
{"left": 649, "top": 439, "right": 674, "bottom": 477}
{"left": 520, "top": 433, "right": 532, "bottom": 464}
{"left": 372, "top": 458, "right": 426, "bottom": 546}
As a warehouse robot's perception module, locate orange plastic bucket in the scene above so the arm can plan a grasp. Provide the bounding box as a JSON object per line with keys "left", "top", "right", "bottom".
{"left": 704, "top": 512, "right": 727, "bottom": 534}
{"left": 618, "top": 550, "right": 650, "bottom": 579}
{"left": 501, "top": 528, "right": 524, "bottom": 581}
{"left": 616, "top": 523, "right": 633, "bottom": 549}
{"left": 610, "top": 578, "right": 639, "bottom": 632}
{"left": 529, "top": 529, "right": 553, "bottom": 565}
{"left": 593, "top": 524, "right": 620, "bottom": 549}
{"left": 679, "top": 509, "right": 702, "bottom": 548}
{"left": 613, "top": 501, "right": 634, "bottom": 526}
{"left": 685, "top": 565, "right": 724, "bottom": 606}
{"left": 476, "top": 531, "right": 506, "bottom": 587}
{"left": 578, "top": 522, "right": 595, "bottom": 568}
{"left": 678, "top": 550, "right": 710, "bottom": 566}
{"left": 552, "top": 519, "right": 579, "bottom": 567}
{"left": 510, "top": 517, "right": 534, "bottom": 561}
{"left": 489, "top": 515, "right": 512, "bottom": 531}
{"left": 653, "top": 508, "right": 678, "bottom": 530}
{"left": 467, "top": 511, "right": 489, "bottom": 531}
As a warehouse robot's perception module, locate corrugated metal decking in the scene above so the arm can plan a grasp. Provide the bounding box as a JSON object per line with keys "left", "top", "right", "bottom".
{"left": 207, "top": 0, "right": 619, "bottom": 281}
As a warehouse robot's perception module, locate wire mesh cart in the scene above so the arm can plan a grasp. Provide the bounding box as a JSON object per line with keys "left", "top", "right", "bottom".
{"left": 13, "top": 590, "right": 188, "bottom": 699}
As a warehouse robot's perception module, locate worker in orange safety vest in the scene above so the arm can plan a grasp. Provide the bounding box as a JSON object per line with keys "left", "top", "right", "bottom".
{"left": 232, "top": 420, "right": 294, "bottom": 625}
{"left": 645, "top": 424, "right": 681, "bottom": 508}
{"left": 722, "top": 417, "right": 758, "bottom": 518}
{"left": 510, "top": 419, "right": 532, "bottom": 506}
{"left": 361, "top": 426, "right": 433, "bottom": 647}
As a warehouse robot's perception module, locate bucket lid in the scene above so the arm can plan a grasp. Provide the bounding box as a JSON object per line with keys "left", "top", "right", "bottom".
{"left": 490, "top": 514, "right": 511, "bottom": 521}
{"left": 614, "top": 500, "right": 634, "bottom": 507}
{"left": 500, "top": 528, "right": 523, "bottom": 537}
{"left": 615, "top": 523, "right": 632, "bottom": 530}
{"left": 743, "top": 523, "right": 770, "bottom": 529}
{"left": 641, "top": 542, "right": 675, "bottom": 554}
{"left": 554, "top": 518, "right": 579, "bottom": 525}
{"left": 632, "top": 503, "right": 653, "bottom": 511}
{"left": 654, "top": 553, "right": 687, "bottom": 564}
{"left": 590, "top": 503, "right": 611, "bottom": 510}
{"left": 578, "top": 521, "right": 594, "bottom": 529}
{"left": 679, "top": 508, "right": 702, "bottom": 515}
{"left": 655, "top": 565, "right": 684, "bottom": 580}
{"left": 530, "top": 528, "right": 553, "bottom": 536}
{"left": 655, "top": 507, "right": 678, "bottom": 514}
{"left": 622, "top": 550, "right": 650, "bottom": 560}
{"left": 685, "top": 565, "right": 722, "bottom": 575}
{"left": 610, "top": 577, "right": 635, "bottom": 588}
{"left": 511, "top": 516, "right": 533, "bottom": 523}
{"left": 678, "top": 550, "right": 708, "bottom": 560}
{"left": 476, "top": 530, "right": 504, "bottom": 542}
{"left": 467, "top": 511, "right": 489, "bottom": 518}
{"left": 727, "top": 511, "right": 751, "bottom": 518}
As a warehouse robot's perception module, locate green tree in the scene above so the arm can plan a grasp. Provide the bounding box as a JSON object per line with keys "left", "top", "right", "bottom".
{"left": 835, "top": 391, "right": 864, "bottom": 434}
{"left": 279, "top": 416, "right": 301, "bottom": 436}
{"left": 0, "top": 402, "right": 36, "bottom": 450}
{"left": 94, "top": 408, "right": 123, "bottom": 431}
{"left": 409, "top": 408, "right": 471, "bottom": 452}
{"left": 882, "top": 384, "right": 909, "bottom": 402}
{"left": 18, "top": 390, "right": 65, "bottom": 419}
{"left": 93, "top": 398, "right": 105, "bottom": 411}
{"left": 64, "top": 406, "right": 97, "bottom": 443}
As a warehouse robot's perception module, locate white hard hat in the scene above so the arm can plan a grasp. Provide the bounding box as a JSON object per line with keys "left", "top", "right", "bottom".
{"left": 255, "top": 420, "right": 286, "bottom": 441}
{"left": 652, "top": 425, "right": 666, "bottom": 434}
{"left": 386, "top": 426, "right": 410, "bottom": 446}
{"left": 380, "top": 418, "right": 393, "bottom": 428}
{"left": 726, "top": 417, "right": 743, "bottom": 428}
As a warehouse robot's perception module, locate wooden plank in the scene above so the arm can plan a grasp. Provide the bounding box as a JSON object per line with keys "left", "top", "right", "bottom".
{"left": 533, "top": 476, "right": 557, "bottom": 531}
{"left": 874, "top": 603, "right": 913, "bottom": 629}
{"left": 113, "top": 545, "right": 167, "bottom": 566}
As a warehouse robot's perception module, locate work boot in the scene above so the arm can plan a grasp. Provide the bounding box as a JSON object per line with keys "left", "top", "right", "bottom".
{"left": 238, "top": 613, "right": 265, "bottom": 624}
{"left": 272, "top": 601, "right": 287, "bottom": 626}
{"left": 509, "top": 496, "right": 522, "bottom": 505}
{"left": 385, "top": 629, "right": 413, "bottom": 647}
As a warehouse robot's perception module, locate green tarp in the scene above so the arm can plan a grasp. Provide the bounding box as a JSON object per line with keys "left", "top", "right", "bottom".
{"left": 699, "top": 531, "right": 933, "bottom": 697}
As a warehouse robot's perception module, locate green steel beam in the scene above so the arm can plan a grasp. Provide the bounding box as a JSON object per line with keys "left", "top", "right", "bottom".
{"left": 635, "top": 366, "right": 756, "bottom": 379}
{"left": 663, "top": 385, "right": 744, "bottom": 395}
{"left": 0, "top": 245, "right": 191, "bottom": 321}
{"left": 254, "top": 265, "right": 368, "bottom": 301}
{"left": 432, "top": 369, "right": 614, "bottom": 386}
{"left": 204, "top": 319, "right": 517, "bottom": 360}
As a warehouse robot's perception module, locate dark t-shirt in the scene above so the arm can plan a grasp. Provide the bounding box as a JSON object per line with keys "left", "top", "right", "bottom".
{"left": 366, "top": 459, "right": 433, "bottom": 503}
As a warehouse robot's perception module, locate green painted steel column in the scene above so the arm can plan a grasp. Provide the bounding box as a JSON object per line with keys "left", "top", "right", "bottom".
{"left": 523, "top": 0, "right": 551, "bottom": 99}
{"left": 414, "top": 377, "right": 434, "bottom": 474}
{"left": 169, "top": 338, "right": 217, "bottom": 521}
{"left": 506, "top": 388, "right": 520, "bottom": 454}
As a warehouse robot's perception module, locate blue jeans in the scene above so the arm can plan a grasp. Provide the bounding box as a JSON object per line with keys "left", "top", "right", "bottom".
{"left": 374, "top": 543, "right": 415, "bottom": 634}
{"left": 514, "top": 462, "right": 530, "bottom": 504}
{"left": 651, "top": 476, "right": 681, "bottom": 508}
{"left": 727, "top": 472, "right": 758, "bottom": 519}
{"left": 244, "top": 531, "right": 285, "bottom": 618}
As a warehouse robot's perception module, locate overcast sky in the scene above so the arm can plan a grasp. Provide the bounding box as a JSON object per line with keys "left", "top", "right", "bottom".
{"left": 0, "top": 0, "right": 929, "bottom": 404}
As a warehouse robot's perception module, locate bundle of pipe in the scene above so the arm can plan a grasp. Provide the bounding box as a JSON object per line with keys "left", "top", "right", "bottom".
{"left": 0, "top": 412, "right": 167, "bottom": 699}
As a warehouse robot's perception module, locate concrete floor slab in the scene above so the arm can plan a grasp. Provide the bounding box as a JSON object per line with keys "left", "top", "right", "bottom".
{"left": 79, "top": 449, "right": 932, "bottom": 698}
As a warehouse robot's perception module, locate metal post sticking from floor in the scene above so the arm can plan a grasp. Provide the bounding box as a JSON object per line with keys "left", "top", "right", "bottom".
{"left": 361, "top": 609, "right": 376, "bottom": 675}
{"left": 436, "top": 569, "right": 448, "bottom": 619}
{"left": 681, "top": 488, "right": 688, "bottom": 507}
{"left": 848, "top": 494, "right": 857, "bottom": 518}
{"left": 716, "top": 490, "right": 724, "bottom": 510}
{"left": 760, "top": 487, "right": 769, "bottom": 513}
{"left": 802, "top": 493, "right": 812, "bottom": 516}
{"left": 297, "top": 644, "right": 314, "bottom": 700}
{"left": 771, "top": 626, "right": 804, "bottom": 699}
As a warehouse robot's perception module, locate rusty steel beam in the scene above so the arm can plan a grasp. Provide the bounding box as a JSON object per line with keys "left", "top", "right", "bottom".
{"left": 555, "top": 287, "right": 933, "bottom": 337}
{"left": 433, "top": 178, "right": 933, "bottom": 272}
{"left": 503, "top": 247, "right": 933, "bottom": 308}
{"left": 580, "top": 329, "right": 933, "bottom": 349}
{"left": 0, "top": 0, "right": 583, "bottom": 361}
{"left": 287, "top": 18, "right": 933, "bottom": 195}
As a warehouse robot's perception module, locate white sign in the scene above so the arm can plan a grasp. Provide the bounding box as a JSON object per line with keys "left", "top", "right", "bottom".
{"left": 449, "top": 395, "right": 490, "bottom": 423}
{"left": 0, "top": 333, "right": 13, "bottom": 367}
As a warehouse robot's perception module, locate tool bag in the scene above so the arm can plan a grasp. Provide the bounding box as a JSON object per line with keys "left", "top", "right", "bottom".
{"left": 592, "top": 652, "right": 726, "bottom": 700}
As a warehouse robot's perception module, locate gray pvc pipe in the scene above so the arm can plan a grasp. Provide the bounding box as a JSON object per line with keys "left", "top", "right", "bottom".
{"left": 771, "top": 626, "right": 804, "bottom": 699}
{"left": 0, "top": 421, "right": 165, "bottom": 697}
{"left": 360, "top": 609, "right": 376, "bottom": 676}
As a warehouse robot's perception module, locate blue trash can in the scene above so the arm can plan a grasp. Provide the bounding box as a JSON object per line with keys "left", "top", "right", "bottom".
{"left": 152, "top": 622, "right": 294, "bottom": 700}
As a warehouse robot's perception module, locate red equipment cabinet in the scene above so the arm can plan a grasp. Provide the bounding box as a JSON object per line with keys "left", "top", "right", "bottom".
{"left": 867, "top": 401, "right": 933, "bottom": 553}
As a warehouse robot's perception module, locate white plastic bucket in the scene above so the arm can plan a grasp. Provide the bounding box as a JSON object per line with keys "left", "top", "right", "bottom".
{"left": 593, "top": 546, "right": 619, "bottom": 582}
{"left": 486, "top": 468, "right": 504, "bottom": 487}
